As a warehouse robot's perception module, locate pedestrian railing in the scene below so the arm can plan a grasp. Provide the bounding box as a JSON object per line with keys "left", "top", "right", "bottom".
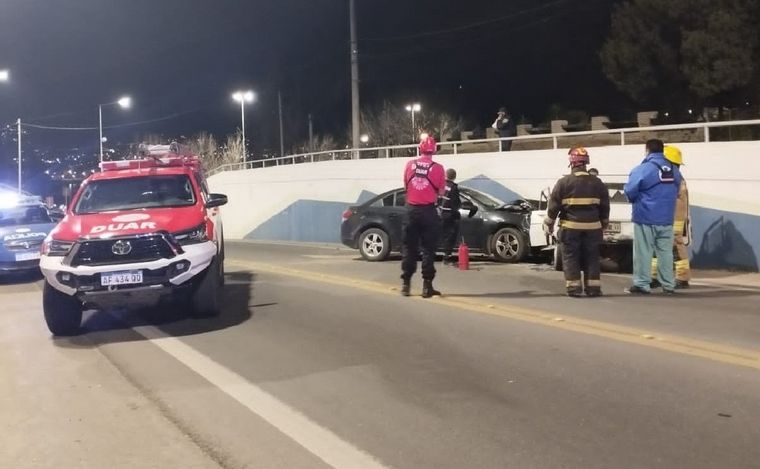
{"left": 207, "top": 119, "right": 760, "bottom": 176}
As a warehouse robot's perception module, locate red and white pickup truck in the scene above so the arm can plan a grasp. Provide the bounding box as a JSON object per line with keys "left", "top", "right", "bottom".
{"left": 39, "top": 144, "right": 228, "bottom": 336}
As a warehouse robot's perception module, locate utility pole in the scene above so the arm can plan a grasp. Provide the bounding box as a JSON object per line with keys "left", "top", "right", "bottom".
{"left": 349, "top": 0, "right": 361, "bottom": 159}
{"left": 278, "top": 90, "right": 285, "bottom": 157}
{"left": 17, "top": 118, "right": 21, "bottom": 194}
{"left": 308, "top": 113, "right": 314, "bottom": 151}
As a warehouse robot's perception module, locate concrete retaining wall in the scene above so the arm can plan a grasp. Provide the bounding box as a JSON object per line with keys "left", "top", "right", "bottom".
{"left": 209, "top": 141, "right": 760, "bottom": 271}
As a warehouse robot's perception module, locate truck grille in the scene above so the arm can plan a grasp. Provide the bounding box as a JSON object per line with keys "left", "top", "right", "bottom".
{"left": 68, "top": 235, "right": 177, "bottom": 267}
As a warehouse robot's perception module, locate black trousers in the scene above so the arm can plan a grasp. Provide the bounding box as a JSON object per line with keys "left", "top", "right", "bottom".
{"left": 500, "top": 139, "right": 513, "bottom": 152}
{"left": 402, "top": 205, "right": 441, "bottom": 281}
{"left": 441, "top": 214, "right": 460, "bottom": 258}
{"left": 560, "top": 228, "right": 603, "bottom": 290}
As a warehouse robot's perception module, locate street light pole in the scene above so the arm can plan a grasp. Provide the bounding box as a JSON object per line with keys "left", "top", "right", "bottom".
{"left": 240, "top": 98, "right": 246, "bottom": 162}
{"left": 349, "top": 0, "right": 361, "bottom": 159}
{"left": 232, "top": 90, "right": 255, "bottom": 163}
{"left": 98, "top": 96, "right": 131, "bottom": 166}
{"left": 98, "top": 104, "right": 104, "bottom": 164}
{"left": 405, "top": 103, "right": 421, "bottom": 142}
{"left": 17, "top": 118, "right": 21, "bottom": 194}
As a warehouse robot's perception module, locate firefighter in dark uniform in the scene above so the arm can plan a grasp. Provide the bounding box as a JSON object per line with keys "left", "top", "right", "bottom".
{"left": 401, "top": 135, "right": 447, "bottom": 298}
{"left": 440, "top": 168, "right": 462, "bottom": 265}
{"left": 543, "top": 147, "right": 610, "bottom": 297}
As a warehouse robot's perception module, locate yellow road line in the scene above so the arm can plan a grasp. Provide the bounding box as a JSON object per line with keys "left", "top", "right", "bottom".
{"left": 228, "top": 259, "right": 760, "bottom": 372}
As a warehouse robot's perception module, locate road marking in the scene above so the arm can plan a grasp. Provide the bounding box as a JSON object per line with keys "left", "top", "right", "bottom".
{"left": 228, "top": 259, "right": 760, "bottom": 372}
{"left": 133, "top": 325, "right": 389, "bottom": 469}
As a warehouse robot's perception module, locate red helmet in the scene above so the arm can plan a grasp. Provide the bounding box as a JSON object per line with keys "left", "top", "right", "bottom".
{"left": 568, "top": 147, "right": 590, "bottom": 167}
{"left": 419, "top": 135, "right": 437, "bottom": 155}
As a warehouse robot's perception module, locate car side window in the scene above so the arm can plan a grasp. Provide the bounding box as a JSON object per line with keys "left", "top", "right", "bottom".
{"left": 382, "top": 194, "right": 395, "bottom": 207}
{"left": 394, "top": 192, "right": 406, "bottom": 207}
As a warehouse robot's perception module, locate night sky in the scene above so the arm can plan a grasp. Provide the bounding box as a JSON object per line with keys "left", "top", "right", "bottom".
{"left": 0, "top": 0, "right": 626, "bottom": 158}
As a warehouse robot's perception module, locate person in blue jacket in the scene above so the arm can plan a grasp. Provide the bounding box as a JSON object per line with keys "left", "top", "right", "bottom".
{"left": 624, "top": 139, "right": 682, "bottom": 294}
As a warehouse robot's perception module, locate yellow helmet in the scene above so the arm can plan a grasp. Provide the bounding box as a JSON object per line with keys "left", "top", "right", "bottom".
{"left": 663, "top": 145, "right": 683, "bottom": 165}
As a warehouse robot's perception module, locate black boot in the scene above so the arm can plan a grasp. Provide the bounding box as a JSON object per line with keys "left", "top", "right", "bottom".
{"left": 422, "top": 280, "right": 441, "bottom": 298}
{"left": 585, "top": 287, "right": 603, "bottom": 298}
{"left": 566, "top": 287, "right": 583, "bottom": 298}
{"left": 401, "top": 277, "right": 411, "bottom": 297}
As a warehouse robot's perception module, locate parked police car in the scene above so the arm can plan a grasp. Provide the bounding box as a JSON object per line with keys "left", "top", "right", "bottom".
{"left": 39, "top": 144, "right": 228, "bottom": 336}
{"left": 0, "top": 191, "right": 59, "bottom": 276}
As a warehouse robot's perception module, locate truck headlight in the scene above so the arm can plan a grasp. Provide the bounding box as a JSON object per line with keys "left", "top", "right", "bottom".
{"left": 41, "top": 239, "right": 74, "bottom": 256}
{"left": 172, "top": 224, "right": 209, "bottom": 245}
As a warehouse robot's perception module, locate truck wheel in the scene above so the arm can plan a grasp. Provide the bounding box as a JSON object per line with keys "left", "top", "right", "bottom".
{"left": 191, "top": 257, "right": 222, "bottom": 317}
{"left": 43, "top": 282, "right": 83, "bottom": 336}
{"left": 553, "top": 243, "right": 563, "bottom": 271}
{"left": 491, "top": 227, "right": 527, "bottom": 263}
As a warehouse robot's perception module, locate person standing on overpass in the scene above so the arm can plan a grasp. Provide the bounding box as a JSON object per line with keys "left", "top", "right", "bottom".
{"left": 492, "top": 107, "right": 516, "bottom": 151}
{"left": 543, "top": 147, "right": 610, "bottom": 297}
{"left": 401, "top": 134, "right": 446, "bottom": 298}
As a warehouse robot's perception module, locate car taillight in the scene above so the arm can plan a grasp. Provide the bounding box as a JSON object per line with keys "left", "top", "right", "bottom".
{"left": 342, "top": 208, "right": 355, "bottom": 222}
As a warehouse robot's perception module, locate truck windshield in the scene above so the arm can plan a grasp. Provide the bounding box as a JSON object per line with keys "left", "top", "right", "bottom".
{"left": 0, "top": 205, "right": 53, "bottom": 227}
{"left": 74, "top": 175, "right": 196, "bottom": 214}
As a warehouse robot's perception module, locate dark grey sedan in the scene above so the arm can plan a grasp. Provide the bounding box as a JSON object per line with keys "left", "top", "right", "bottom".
{"left": 340, "top": 187, "right": 535, "bottom": 262}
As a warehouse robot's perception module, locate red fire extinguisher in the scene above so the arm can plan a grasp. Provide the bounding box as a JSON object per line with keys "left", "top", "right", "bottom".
{"left": 458, "top": 239, "right": 470, "bottom": 271}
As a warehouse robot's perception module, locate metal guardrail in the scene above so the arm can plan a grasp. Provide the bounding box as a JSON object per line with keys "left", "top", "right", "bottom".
{"left": 207, "top": 119, "right": 760, "bottom": 176}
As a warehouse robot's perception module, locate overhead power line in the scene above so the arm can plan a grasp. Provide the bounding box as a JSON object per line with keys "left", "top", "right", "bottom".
{"left": 17, "top": 108, "right": 204, "bottom": 132}
{"left": 360, "top": 0, "right": 572, "bottom": 42}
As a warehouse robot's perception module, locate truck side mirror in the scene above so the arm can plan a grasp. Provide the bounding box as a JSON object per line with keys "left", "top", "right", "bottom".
{"left": 205, "top": 193, "right": 228, "bottom": 209}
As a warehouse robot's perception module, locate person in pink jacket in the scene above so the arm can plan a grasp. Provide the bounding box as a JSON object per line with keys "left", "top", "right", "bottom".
{"left": 401, "top": 134, "right": 446, "bottom": 298}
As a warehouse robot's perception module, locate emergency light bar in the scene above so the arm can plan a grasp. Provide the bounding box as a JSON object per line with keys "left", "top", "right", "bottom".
{"left": 99, "top": 156, "right": 202, "bottom": 172}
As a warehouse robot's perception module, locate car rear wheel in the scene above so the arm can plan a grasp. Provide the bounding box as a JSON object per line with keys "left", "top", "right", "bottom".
{"left": 191, "top": 257, "right": 222, "bottom": 317}
{"left": 43, "top": 282, "right": 83, "bottom": 336}
{"left": 491, "top": 227, "right": 527, "bottom": 263}
{"left": 359, "top": 228, "right": 390, "bottom": 261}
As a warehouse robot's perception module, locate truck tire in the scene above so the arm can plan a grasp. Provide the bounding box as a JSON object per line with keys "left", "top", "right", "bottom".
{"left": 43, "top": 282, "right": 83, "bottom": 336}
{"left": 191, "top": 257, "right": 222, "bottom": 317}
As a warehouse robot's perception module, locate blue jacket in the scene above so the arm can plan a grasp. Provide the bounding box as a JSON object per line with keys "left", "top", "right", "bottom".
{"left": 624, "top": 152, "right": 682, "bottom": 225}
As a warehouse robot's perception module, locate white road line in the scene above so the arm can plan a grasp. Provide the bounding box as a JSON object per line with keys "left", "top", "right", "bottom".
{"left": 132, "top": 325, "right": 389, "bottom": 469}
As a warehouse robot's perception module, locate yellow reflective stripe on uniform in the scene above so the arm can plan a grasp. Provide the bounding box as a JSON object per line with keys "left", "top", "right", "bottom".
{"left": 559, "top": 220, "right": 603, "bottom": 229}
{"left": 561, "top": 197, "right": 601, "bottom": 205}
{"left": 566, "top": 280, "right": 582, "bottom": 288}
{"left": 585, "top": 279, "right": 601, "bottom": 287}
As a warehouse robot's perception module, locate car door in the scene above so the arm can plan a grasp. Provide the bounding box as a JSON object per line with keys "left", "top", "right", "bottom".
{"left": 458, "top": 193, "right": 486, "bottom": 250}
{"left": 387, "top": 190, "right": 408, "bottom": 248}
{"left": 529, "top": 187, "right": 552, "bottom": 248}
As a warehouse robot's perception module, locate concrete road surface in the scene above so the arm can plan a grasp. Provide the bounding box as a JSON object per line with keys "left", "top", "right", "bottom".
{"left": 2, "top": 240, "right": 760, "bottom": 469}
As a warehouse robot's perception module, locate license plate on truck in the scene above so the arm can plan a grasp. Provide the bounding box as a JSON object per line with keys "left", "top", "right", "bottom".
{"left": 101, "top": 270, "right": 143, "bottom": 286}
{"left": 605, "top": 222, "right": 621, "bottom": 234}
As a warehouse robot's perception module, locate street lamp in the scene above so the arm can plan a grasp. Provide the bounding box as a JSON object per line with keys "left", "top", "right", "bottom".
{"left": 232, "top": 90, "right": 256, "bottom": 163}
{"left": 0, "top": 69, "right": 9, "bottom": 82}
{"left": 98, "top": 95, "right": 131, "bottom": 164}
{"left": 360, "top": 134, "right": 369, "bottom": 144}
{"left": 405, "top": 103, "right": 421, "bottom": 141}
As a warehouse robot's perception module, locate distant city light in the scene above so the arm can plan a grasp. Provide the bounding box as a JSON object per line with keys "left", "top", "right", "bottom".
{"left": 360, "top": 134, "right": 369, "bottom": 143}
{"left": 0, "top": 69, "right": 9, "bottom": 82}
